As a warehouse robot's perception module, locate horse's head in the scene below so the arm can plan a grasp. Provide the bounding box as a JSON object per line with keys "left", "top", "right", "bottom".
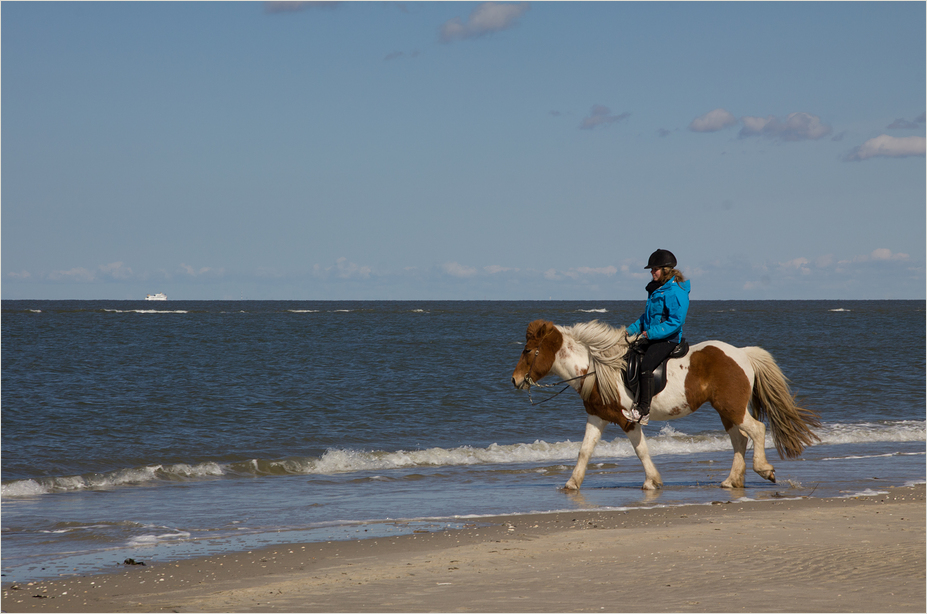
{"left": 511, "top": 319, "right": 564, "bottom": 390}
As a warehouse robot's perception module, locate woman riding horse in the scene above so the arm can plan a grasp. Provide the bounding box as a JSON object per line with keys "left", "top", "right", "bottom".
{"left": 623, "top": 249, "right": 690, "bottom": 426}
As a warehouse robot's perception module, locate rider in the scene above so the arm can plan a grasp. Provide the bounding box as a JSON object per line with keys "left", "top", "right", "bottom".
{"left": 622, "top": 249, "right": 691, "bottom": 426}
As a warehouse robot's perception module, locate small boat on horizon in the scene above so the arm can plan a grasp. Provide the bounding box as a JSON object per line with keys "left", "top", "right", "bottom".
{"left": 145, "top": 293, "right": 168, "bottom": 301}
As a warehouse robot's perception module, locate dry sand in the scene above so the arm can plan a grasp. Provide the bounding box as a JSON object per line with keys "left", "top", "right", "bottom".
{"left": 3, "top": 484, "right": 924, "bottom": 613}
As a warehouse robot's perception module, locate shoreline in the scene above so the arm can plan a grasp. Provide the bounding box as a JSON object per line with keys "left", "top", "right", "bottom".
{"left": 2, "top": 484, "right": 923, "bottom": 613}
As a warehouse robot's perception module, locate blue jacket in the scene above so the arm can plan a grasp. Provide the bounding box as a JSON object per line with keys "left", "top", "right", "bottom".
{"left": 626, "top": 278, "right": 691, "bottom": 343}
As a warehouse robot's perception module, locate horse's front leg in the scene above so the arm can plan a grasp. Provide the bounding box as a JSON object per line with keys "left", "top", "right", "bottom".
{"left": 564, "top": 414, "right": 608, "bottom": 490}
{"left": 624, "top": 424, "right": 663, "bottom": 490}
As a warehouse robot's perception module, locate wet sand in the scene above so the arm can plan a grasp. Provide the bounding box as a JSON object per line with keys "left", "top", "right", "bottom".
{"left": 3, "top": 484, "right": 924, "bottom": 613}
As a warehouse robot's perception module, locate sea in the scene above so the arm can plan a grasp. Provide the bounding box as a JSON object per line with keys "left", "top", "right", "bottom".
{"left": 2, "top": 300, "right": 924, "bottom": 585}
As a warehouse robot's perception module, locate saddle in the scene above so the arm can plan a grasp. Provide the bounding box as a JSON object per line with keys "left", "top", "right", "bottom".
{"left": 624, "top": 338, "right": 689, "bottom": 402}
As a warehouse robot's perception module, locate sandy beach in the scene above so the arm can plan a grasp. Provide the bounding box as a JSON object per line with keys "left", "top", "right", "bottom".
{"left": 3, "top": 484, "right": 923, "bottom": 613}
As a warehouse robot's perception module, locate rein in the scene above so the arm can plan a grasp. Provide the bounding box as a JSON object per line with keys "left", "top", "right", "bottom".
{"left": 527, "top": 372, "right": 593, "bottom": 406}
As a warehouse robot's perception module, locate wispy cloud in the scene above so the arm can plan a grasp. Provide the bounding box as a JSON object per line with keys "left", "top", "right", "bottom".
{"left": 542, "top": 266, "right": 617, "bottom": 281}
{"left": 739, "top": 112, "right": 832, "bottom": 141}
{"left": 580, "top": 105, "right": 630, "bottom": 130}
{"left": 46, "top": 262, "right": 137, "bottom": 283}
{"left": 439, "top": 2, "right": 530, "bottom": 43}
{"left": 688, "top": 108, "right": 738, "bottom": 133}
{"left": 179, "top": 263, "right": 223, "bottom": 278}
{"left": 845, "top": 134, "right": 926, "bottom": 161}
{"left": 264, "top": 1, "right": 341, "bottom": 14}
{"left": 48, "top": 267, "right": 96, "bottom": 283}
{"left": 99, "top": 261, "right": 134, "bottom": 280}
{"left": 887, "top": 112, "right": 926, "bottom": 130}
{"left": 743, "top": 248, "right": 913, "bottom": 290}
{"left": 313, "top": 257, "right": 372, "bottom": 280}
{"left": 442, "top": 262, "right": 478, "bottom": 278}
{"left": 688, "top": 108, "right": 832, "bottom": 141}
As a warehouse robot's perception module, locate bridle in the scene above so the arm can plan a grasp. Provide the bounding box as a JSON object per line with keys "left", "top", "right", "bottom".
{"left": 520, "top": 334, "right": 595, "bottom": 406}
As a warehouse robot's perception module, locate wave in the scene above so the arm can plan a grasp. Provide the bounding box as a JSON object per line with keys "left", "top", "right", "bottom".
{"left": 3, "top": 420, "right": 923, "bottom": 498}
{"left": 577, "top": 308, "right": 607, "bottom": 313}
{"left": 102, "top": 309, "right": 189, "bottom": 314}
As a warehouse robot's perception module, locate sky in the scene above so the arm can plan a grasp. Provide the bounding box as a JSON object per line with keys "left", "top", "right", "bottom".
{"left": 2, "top": 1, "right": 925, "bottom": 301}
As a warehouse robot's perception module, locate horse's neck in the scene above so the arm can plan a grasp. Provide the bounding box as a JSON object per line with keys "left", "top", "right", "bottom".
{"left": 551, "top": 333, "right": 591, "bottom": 387}
{"left": 559, "top": 331, "right": 632, "bottom": 407}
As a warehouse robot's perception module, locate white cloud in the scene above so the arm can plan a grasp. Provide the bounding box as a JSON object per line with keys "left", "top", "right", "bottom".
{"left": 840, "top": 248, "right": 910, "bottom": 264}
{"left": 484, "top": 265, "right": 518, "bottom": 274}
{"left": 264, "top": 1, "right": 341, "bottom": 14}
{"left": 99, "top": 261, "right": 134, "bottom": 280}
{"left": 688, "top": 108, "right": 738, "bottom": 133}
{"left": 7, "top": 271, "right": 31, "bottom": 279}
{"left": 179, "top": 263, "right": 222, "bottom": 277}
{"left": 580, "top": 105, "right": 630, "bottom": 130}
{"left": 689, "top": 109, "right": 832, "bottom": 141}
{"left": 763, "top": 249, "right": 911, "bottom": 280}
{"left": 335, "top": 257, "right": 371, "bottom": 278}
{"left": 440, "top": 2, "right": 530, "bottom": 43}
{"left": 780, "top": 257, "right": 812, "bottom": 274}
{"left": 846, "top": 135, "right": 926, "bottom": 161}
{"left": 48, "top": 267, "right": 95, "bottom": 282}
{"left": 313, "top": 257, "right": 372, "bottom": 279}
{"left": 739, "top": 112, "right": 832, "bottom": 141}
{"left": 442, "top": 262, "right": 478, "bottom": 277}
{"left": 542, "top": 266, "right": 617, "bottom": 280}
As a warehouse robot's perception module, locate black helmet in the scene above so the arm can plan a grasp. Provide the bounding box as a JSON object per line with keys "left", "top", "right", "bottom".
{"left": 645, "top": 249, "right": 677, "bottom": 269}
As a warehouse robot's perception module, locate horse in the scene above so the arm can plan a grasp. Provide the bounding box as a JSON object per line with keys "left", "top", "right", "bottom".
{"left": 511, "top": 319, "right": 820, "bottom": 491}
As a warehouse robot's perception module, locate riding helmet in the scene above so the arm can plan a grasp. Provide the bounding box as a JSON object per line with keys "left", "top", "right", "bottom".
{"left": 645, "top": 249, "right": 677, "bottom": 269}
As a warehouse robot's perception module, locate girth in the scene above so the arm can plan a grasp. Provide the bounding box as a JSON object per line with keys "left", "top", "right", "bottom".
{"left": 624, "top": 338, "right": 689, "bottom": 401}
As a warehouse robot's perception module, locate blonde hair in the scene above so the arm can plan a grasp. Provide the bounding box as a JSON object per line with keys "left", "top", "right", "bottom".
{"left": 658, "top": 267, "right": 686, "bottom": 284}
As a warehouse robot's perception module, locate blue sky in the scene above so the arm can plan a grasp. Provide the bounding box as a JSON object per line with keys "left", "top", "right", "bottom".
{"left": 3, "top": 1, "right": 924, "bottom": 300}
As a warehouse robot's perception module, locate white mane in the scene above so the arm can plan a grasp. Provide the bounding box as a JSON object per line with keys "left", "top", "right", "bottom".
{"left": 562, "top": 320, "right": 633, "bottom": 406}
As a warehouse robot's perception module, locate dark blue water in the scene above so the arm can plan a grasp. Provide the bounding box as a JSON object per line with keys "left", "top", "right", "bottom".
{"left": 2, "top": 300, "right": 924, "bottom": 583}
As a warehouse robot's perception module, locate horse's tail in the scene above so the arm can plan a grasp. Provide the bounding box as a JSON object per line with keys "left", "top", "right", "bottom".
{"left": 743, "top": 346, "right": 821, "bottom": 459}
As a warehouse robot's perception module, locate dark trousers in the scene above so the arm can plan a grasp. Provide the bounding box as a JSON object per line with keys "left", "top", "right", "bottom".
{"left": 635, "top": 338, "right": 677, "bottom": 415}
{"left": 639, "top": 338, "right": 678, "bottom": 373}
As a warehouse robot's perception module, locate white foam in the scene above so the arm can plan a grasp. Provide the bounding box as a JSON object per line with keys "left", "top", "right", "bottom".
{"left": 1, "top": 462, "right": 225, "bottom": 497}
{"left": 839, "top": 488, "right": 889, "bottom": 498}
{"left": 126, "top": 530, "right": 191, "bottom": 548}
{"left": 4, "top": 420, "right": 923, "bottom": 496}
{"left": 103, "top": 309, "right": 188, "bottom": 314}
{"left": 577, "top": 308, "right": 608, "bottom": 313}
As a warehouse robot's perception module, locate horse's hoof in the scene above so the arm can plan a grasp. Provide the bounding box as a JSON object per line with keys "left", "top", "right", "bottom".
{"left": 758, "top": 469, "right": 776, "bottom": 483}
{"left": 641, "top": 481, "right": 662, "bottom": 491}
{"left": 563, "top": 480, "right": 580, "bottom": 491}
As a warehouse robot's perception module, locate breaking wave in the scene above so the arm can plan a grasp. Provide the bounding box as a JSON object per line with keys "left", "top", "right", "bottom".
{"left": 3, "top": 420, "right": 923, "bottom": 498}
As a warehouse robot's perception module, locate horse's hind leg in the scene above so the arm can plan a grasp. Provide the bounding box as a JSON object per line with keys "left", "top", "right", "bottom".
{"left": 722, "top": 405, "right": 775, "bottom": 485}
{"left": 739, "top": 410, "right": 776, "bottom": 483}
{"left": 721, "top": 422, "right": 748, "bottom": 489}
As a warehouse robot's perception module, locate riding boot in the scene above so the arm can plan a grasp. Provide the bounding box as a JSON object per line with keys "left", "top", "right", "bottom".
{"left": 635, "top": 373, "right": 655, "bottom": 425}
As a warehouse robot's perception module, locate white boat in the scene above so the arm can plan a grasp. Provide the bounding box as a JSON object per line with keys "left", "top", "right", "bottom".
{"left": 145, "top": 293, "right": 167, "bottom": 301}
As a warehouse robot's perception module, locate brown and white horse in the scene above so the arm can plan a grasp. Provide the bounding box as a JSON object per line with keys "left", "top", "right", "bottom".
{"left": 511, "top": 319, "right": 820, "bottom": 491}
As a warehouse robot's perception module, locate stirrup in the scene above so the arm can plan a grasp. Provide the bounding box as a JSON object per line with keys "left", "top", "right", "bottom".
{"left": 622, "top": 407, "right": 649, "bottom": 426}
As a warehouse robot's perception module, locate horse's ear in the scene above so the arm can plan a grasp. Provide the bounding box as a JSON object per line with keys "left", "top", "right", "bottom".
{"left": 526, "top": 319, "right": 551, "bottom": 342}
